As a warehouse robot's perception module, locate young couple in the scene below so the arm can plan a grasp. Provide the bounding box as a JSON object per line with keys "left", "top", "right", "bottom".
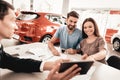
{"left": 48, "top": 11, "right": 107, "bottom": 63}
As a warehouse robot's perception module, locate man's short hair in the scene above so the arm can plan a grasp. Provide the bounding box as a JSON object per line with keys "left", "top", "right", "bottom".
{"left": 0, "top": 0, "right": 14, "bottom": 20}
{"left": 67, "top": 11, "right": 79, "bottom": 19}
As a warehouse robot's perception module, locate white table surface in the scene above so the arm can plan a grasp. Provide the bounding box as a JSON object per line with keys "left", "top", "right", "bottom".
{"left": 1, "top": 42, "right": 120, "bottom": 80}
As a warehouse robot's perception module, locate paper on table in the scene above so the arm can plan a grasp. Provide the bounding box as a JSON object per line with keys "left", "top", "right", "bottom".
{"left": 18, "top": 55, "right": 41, "bottom": 60}
{"left": 26, "top": 47, "right": 54, "bottom": 61}
{"left": 71, "top": 66, "right": 96, "bottom": 80}
{"left": 27, "top": 47, "right": 53, "bottom": 56}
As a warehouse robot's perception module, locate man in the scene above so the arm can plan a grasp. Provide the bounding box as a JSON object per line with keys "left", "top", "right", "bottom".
{"left": 48, "top": 11, "right": 82, "bottom": 56}
{"left": 0, "top": 0, "right": 81, "bottom": 80}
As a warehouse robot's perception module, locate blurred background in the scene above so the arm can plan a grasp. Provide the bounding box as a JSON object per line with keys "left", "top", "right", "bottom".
{"left": 2, "top": 0, "right": 120, "bottom": 57}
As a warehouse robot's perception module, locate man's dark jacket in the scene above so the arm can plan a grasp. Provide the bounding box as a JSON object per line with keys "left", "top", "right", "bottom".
{"left": 0, "top": 45, "right": 41, "bottom": 72}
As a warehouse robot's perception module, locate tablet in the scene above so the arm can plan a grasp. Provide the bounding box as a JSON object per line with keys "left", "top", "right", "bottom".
{"left": 59, "top": 61, "right": 94, "bottom": 74}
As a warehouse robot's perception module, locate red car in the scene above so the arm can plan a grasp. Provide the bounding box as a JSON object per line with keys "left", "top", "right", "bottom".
{"left": 14, "top": 11, "right": 66, "bottom": 43}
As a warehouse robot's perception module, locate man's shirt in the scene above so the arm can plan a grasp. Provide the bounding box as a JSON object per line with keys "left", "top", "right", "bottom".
{"left": 54, "top": 26, "right": 82, "bottom": 49}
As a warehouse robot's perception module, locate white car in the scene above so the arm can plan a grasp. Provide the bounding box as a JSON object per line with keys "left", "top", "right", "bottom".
{"left": 111, "top": 31, "right": 120, "bottom": 52}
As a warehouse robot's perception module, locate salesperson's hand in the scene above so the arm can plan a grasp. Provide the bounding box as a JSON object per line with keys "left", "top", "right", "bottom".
{"left": 46, "top": 63, "right": 81, "bottom": 80}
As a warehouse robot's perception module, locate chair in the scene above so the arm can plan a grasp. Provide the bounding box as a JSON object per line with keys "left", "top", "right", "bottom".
{"left": 107, "top": 55, "right": 120, "bottom": 70}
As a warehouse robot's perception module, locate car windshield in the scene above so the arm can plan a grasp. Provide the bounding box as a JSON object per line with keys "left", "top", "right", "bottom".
{"left": 17, "top": 12, "right": 39, "bottom": 20}
{"left": 45, "top": 14, "right": 66, "bottom": 25}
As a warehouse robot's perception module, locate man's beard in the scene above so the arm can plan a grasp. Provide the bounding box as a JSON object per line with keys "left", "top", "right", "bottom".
{"left": 67, "top": 25, "right": 75, "bottom": 30}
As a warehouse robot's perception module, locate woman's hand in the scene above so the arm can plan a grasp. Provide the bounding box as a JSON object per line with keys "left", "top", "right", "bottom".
{"left": 81, "top": 54, "right": 95, "bottom": 61}
{"left": 81, "top": 53, "right": 88, "bottom": 60}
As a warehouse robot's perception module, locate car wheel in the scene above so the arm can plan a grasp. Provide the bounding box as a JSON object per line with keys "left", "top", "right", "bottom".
{"left": 113, "top": 39, "right": 120, "bottom": 51}
{"left": 41, "top": 35, "right": 52, "bottom": 44}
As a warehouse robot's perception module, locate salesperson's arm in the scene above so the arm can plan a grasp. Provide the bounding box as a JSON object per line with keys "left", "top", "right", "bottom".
{"left": 0, "top": 45, "right": 54, "bottom": 72}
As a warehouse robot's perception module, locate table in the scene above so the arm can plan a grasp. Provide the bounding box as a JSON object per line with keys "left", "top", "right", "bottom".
{"left": 0, "top": 42, "right": 120, "bottom": 80}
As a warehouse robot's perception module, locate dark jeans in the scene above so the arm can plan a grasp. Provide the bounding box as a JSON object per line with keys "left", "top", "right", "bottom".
{"left": 107, "top": 56, "right": 120, "bottom": 70}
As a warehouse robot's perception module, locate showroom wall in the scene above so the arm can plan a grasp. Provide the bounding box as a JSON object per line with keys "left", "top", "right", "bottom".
{"left": 5, "top": 0, "right": 63, "bottom": 13}
{"left": 2, "top": 0, "right": 120, "bottom": 47}
{"left": 69, "top": 0, "right": 120, "bottom": 37}
{"left": 69, "top": 0, "right": 120, "bottom": 9}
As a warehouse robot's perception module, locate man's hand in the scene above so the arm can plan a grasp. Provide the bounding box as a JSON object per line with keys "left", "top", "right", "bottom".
{"left": 48, "top": 37, "right": 60, "bottom": 56}
{"left": 66, "top": 48, "right": 77, "bottom": 55}
{"left": 52, "top": 49, "right": 60, "bottom": 56}
{"left": 46, "top": 63, "right": 81, "bottom": 80}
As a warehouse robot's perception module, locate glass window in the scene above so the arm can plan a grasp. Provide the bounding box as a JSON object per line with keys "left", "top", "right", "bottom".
{"left": 45, "top": 14, "right": 66, "bottom": 25}
{"left": 17, "top": 12, "right": 39, "bottom": 20}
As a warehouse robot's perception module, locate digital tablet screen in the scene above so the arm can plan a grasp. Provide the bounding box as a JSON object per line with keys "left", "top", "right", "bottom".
{"left": 59, "top": 61, "right": 94, "bottom": 74}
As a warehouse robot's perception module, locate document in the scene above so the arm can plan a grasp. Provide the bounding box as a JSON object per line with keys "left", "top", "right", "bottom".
{"left": 26, "top": 47, "right": 54, "bottom": 61}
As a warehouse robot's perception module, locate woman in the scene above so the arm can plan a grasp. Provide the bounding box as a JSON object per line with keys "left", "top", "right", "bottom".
{"left": 80, "top": 18, "right": 107, "bottom": 63}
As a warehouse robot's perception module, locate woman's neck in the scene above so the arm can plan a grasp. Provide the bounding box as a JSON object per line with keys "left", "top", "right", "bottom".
{"left": 87, "top": 35, "right": 96, "bottom": 39}
{"left": 86, "top": 35, "right": 97, "bottom": 43}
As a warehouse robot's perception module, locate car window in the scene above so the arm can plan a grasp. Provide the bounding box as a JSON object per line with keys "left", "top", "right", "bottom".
{"left": 45, "top": 14, "right": 66, "bottom": 25}
{"left": 17, "top": 12, "right": 39, "bottom": 20}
